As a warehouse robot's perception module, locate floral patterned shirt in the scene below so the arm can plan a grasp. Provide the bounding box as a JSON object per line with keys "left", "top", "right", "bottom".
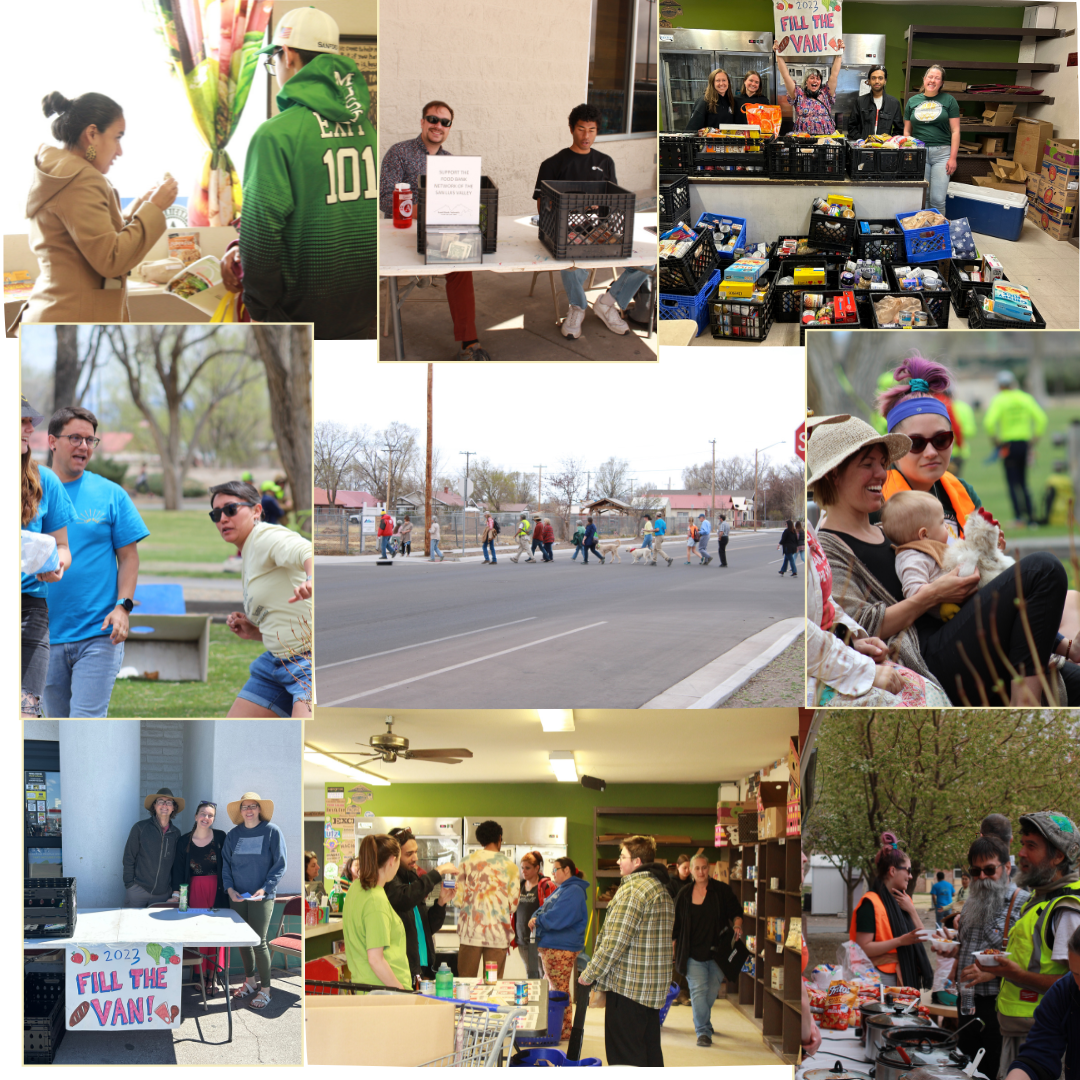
{"left": 454, "top": 849, "right": 521, "bottom": 949}
{"left": 791, "top": 85, "right": 836, "bottom": 135}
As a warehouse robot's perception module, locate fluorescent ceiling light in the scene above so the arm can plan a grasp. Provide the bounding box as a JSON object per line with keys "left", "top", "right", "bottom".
{"left": 305, "top": 748, "right": 391, "bottom": 786}
{"left": 538, "top": 709, "right": 575, "bottom": 732}
{"left": 548, "top": 751, "right": 578, "bottom": 782}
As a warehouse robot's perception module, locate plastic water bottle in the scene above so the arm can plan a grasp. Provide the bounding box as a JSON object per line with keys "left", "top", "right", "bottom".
{"left": 959, "top": 981, "right": 975, "bottom": 1016}
{"left": 435, "top": 962, "right": 453, "bottom": 999}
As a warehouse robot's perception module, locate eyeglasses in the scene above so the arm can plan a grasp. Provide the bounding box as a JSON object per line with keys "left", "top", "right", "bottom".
{"left": 967, "top": 865, "right": 1002, "bottom": 878}
{"left": 263, "top": 49, "right": 282, "bottom": 74}
{"left": 58, "top": 434, "right": 101, "bottom": 448}
{"left": 154, "top": 799, "right": 175, "bottom": 808}
{"left": 241, "top": 803, "right": 261, "bottom": 811}
{"left": 424, "top": 114, "right": 452, "bottom": 127}
{"left": 906, "top": 431, "right": 955, "bottom": 454}
{"left": 209, "top": 502, "right": 257, "bottom": 522}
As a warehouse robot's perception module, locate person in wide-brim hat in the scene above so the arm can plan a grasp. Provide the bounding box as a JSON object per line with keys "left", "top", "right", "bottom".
{"left": 123, "top": 788, "right": 183, "bottom": 908}
{"left": 144, "top": 786, "right": 185, "bottom": 812}
{"left": 226, "top": 791, "right": 274, "bottom": 824}
{"left": 806, "top": 414, "right": 911, "bottom": 493}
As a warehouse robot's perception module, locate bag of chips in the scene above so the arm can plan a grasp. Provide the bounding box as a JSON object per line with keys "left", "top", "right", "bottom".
{"left": 821, "top": 979, "right": 859, "bottom": 1030}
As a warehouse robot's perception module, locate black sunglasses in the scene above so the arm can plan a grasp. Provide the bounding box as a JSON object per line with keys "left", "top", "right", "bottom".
{"left": 424, "top": 114, "right": 452, "bottom": 127}
{"left": 967, "top": 864, "right": 1002, "bottom": 878}
{"left": 209, "top": 501, "right": 257, "bottom": 523}
{"left": 906, "top": 431, "right": 954, "bottom": 454}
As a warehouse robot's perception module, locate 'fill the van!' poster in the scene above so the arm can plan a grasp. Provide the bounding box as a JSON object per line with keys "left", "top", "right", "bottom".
{"left": 774, "top": 1, "right": 843, "bottom": 58}
{"left": 66, "top": 943, "right": 182, "bottom": 1030}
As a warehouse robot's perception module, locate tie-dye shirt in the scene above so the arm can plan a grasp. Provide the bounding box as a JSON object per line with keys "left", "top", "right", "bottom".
{"left": 454, "top": 849, "right": 521, "bottom": 948}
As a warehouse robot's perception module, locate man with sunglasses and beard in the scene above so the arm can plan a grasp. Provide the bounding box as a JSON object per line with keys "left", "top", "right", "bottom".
{"left": 975, "top": 813, "right": 1080, "bottom": 1075}
{"left": 950, "top": 835, "right": 1029, "bottom": 1079}
{"left": 379, "top": 101, "right": 493, "bottom": 361}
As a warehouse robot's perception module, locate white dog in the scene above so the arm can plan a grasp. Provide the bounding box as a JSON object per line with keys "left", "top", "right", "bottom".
{"left": 942, "top": 509, "right": 1015, "bottom": 587}
{"left": 599, "top": 540, "right": 622, "bottom": 563}
{"left": 629, "top": 546, "right": 653, "bottom": 565}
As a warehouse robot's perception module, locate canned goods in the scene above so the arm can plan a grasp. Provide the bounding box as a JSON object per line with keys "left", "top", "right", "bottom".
{"left": 419, "top": 979, "right": 436, "bottom": 996}
{"left": 913, "top": 310, "right": 929, "bottom": 327}
{"left": 515, "top": 981, "right": 529, "bottom": 1005}
{"left": 442, "top": 875, "right": 456, "bottom": 890}
{"left": 454, "top": 979, "right": 469, "bottom": 999}
{"left": 179, "top": 884, "right": 188, "bottom": 912}
{"left": 483, "top": 961, "right": 498, "bottom": 984}
{"left": 803, "top": 293, "right": 824, "bottom": 310}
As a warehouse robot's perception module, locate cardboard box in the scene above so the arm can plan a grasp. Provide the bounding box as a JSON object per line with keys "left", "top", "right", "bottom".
{"left": 307, "top": 995, "right": 456, "bottom": 1066}
{"left": 1043, "top": 138, "right": 1080, "bottom": 170}
{"left": 974, "top": 175, "right": 1027, "bottom": 195}
{"left": 991, "top": 158, "right": 1028, "bottom": 183}
{"left": 981, "top": 103, "right": 1016, "bottom": 126}
{"left": 1038, "top": 182, "right": 1077, "bottom": 217}
{"left": 943, "top": 81, "right": 968, "bottom": 93}
{"left": 717, "top": 803, "right": 738, "bottom": 825}
{"left": 981, "top": 137, "right": 1007, "bottom": 156}
{"left": 1040, "top": 161, "right": 1080, "bottom": 194}
{"left": 1026, "top": 173, "right": 1043, "bottom": 201}
{"left": 760, "top": 805, "right": 787, "bottom": 839}
{"left": 1011, "top": 117, "right": 1055, "bottom": 175}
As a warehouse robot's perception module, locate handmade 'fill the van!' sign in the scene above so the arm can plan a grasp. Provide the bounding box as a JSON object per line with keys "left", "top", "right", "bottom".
{"left": 66, "top": 943, "right": 183, "bottom": 1030}
{"left": 774, "top": 1, "right": 844, "bottom": 57}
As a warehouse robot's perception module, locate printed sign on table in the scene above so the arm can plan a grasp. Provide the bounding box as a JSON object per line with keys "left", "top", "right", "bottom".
{"left": 425, "top": 156, "right": 482, "bottom": 225}
{"left": 774, "top": 1, "right": 843, "bottom": 58}
{"left": 66, "top": 943, "right": 183, "bottom": 1031}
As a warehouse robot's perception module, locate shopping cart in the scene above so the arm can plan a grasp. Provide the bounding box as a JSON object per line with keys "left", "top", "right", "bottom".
{"left": 412, "top": 997, "right": 525, "bottom": 1067}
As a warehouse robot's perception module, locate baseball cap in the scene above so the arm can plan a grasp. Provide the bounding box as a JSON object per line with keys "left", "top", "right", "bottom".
{"left": 260, "top": 6, "right": 340, "bottom": 55}
{"left": 997, "top": 370, "right": 1016, "bottom": 387}
{"left": 22, "top": 395, "right": 44, "bottom": 427}
{"left": 1019, "top": 811, "right": 1080, "bottom": 864}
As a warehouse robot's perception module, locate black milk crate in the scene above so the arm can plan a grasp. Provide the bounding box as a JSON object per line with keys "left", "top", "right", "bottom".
{"left": 766, "top": 137, "right": 846, "bottom": 179}
{"left": 693, "top": 135, "right": 770, "bottom": 175}
{"left": 659, "top": 133, "right": 695, "bottom": 171}
{"left": 415, "top": 174, "right": 499, "bottom": 255}
{"left": 537, "top": 180, "right": 635, "bottom": 260}
{"left": 870, "top": 292, "right": 940, "bottom": 329}
{"left": 659, "top": 173, "right": 691, "bottom": 230}
{"left": 768, "top": 236, "right": 849, "bottom": 273}
{"left": 967, "top": 288, "right": 1047, "bottom": 330}
{"left": 659, "top": 229, "right": 718, "bottom": 296}
{"left": 808, "top": 207, "right": 858, "bottom": 254}
{"left": 948, "top": 259, "right": 1009, "bottom": 320}
{"left": 773, "top": 260, "right": 839, "bottom": 323}
{"left": 25, "top": 972, "right": 65, "bottom": 1064}
{"left": 885, "top": 264, "right": 952, "bottom": 328}
{"left": 799, "top": 291, "right": 863, "bottom": 347}
{"left": 848, "top": 144, "right": 926, "bottom": 181}
{"left": 854, "top": 220, "right": 906, "bottom": 262}
{"left": 709, "top": 273, "right": 775, "bottom": 342}
{"left": 25, "top": 876, "right": 76, "bottom": 938}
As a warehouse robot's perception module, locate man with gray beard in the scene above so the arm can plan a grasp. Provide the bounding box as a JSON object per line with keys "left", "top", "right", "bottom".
{"left": 954, "top": 835, "right": 1029, "bottom": 1079}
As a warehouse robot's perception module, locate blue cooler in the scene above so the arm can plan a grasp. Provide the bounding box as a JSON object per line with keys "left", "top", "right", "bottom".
{"left": 945, "top": 183, "right": 1027, "bottom": 242}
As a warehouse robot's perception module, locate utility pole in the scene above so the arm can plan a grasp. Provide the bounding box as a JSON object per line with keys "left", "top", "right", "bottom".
{"left": 709, "top": 439, "right": 716, "bottom": 522}
{"left": 383, "top": 444, "right": 393, "bottom": 511}
{"left": 460, "top": 450, "right": 476, "bottom": 553}
{"left": 425, "top": 364, "right": 433, "bottom": 558}
{"left": 585, "top": 471, "right": 590, "bottom": 502}
{"left": 753, "top": 441, "right": 783, "bottom": 532}
{"left": 629, "top": 478, "right": 634, "bottom": 502}
{"left": 535, "top": 464, "right": 546, "bottom": 506}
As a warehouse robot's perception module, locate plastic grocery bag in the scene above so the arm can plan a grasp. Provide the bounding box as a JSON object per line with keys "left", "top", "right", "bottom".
{"left": 21, "top": 530, "right": 58, "bottom": 576}
{"left": 932, "top": 953, "right": 956, "bottom": 993}
{"left": 837, "top": 939, "right": 881, "bottom": 983}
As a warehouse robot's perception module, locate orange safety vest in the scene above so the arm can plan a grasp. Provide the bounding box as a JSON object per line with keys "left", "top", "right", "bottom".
{"left": 882, "top": 469, "right": 976, "bottom": 539}
{"left": 849, "top": 890, "right": 898, "bottom": 974}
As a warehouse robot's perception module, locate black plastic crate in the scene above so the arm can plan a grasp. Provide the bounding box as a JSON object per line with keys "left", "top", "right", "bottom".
{"left": 808, "top": 206, "right": 858, "bottom": 253}
{"left": 967, "top": 288, "right": 1047, "bottom": 330}
{"left": 25, "top": 877, "right": 76, "bottom": 939}
{"left": 709, "top": 273, "right": 775, "bottom": 342}
{"left": 537, "top": 180, "right": 635, "bottom": 260}
{"left": 799, "top": 292, "right": 863, "bottom": 347}
{"left": 766, "top": 138, "right": 846, "bottom": 179}
{"left": 885, "top": 264, "right": 952, "bottom": 328}
{"left": 848, "top": 144, "right": 926, "bottom": 181}
{"left": 659, "top": 133, "right": 695, "bottom": 171}
{"left": 693, "top": 135, "right": 770, "bottom": 175}
{"left": 773, "top": 260, "right": 839, "bottom": 323}
{"left": 659, "top": 229, "right": 718, "bottom": 296}
{"left": 415, "top": 174, "right": 499, "bottom": 256}
{"left": 854, "top": 220, "right": 906, "bottom": 262}
{"left": 659, "top": 173, "right": 691, "bottom": 231}
{"left": 768, "top": 236, "right": 849, "bottom": 274}
{"left": 948, "top": 259, "right": 1009, "bottom": 320}
{"left": 25, "top": 972, "right": 65, "bottom": 1064}
{"left": 870, "top": 292, "right": 940, "bottom": 329}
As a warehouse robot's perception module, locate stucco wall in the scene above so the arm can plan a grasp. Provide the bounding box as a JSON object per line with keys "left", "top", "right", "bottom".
{"left": 1027, "top": 5, "right": 1078, "bottom": 139}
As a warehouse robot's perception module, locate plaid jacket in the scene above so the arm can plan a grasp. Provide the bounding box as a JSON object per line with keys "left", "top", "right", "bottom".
{"left": 956, "top": 882, "right": 1029, "bottom": 998}
{"left": 581, "top": 866, "right": 675, "bottom": 1010}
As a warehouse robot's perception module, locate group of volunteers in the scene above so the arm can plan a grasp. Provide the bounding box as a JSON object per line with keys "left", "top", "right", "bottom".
{"left": 380, "top": 101, "right": 652, "bottom": 359}
{"left": 21, "top": 394, "right": 313, "bottom": 719}
{"left": 835, "top": 811, "right": 1079, "bottom": 1080}
{"left": 123, "top": 787, "right": 287, "bottom": 1012}
{"left": 805, "top": 353, "right": 1079, "bottom": 708}
{"left": 20, "top": 7, "right": 374, "bottom": 338}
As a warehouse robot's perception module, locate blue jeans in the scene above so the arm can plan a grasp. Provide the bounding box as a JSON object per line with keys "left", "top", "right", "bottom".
{"left": 237, "top": 649, "right": 313, "bottom": 716}
{"left": 686, "top": 957, "right": 723, "bottom": 1038}
{"left": 543, "top": 542, "right": 554, "bottom": 561}
{"left": 642, "top": 535, "right": 653, "bottom": 549}
{"left": 430, "top": 539, "right": 443, "bottom": 559}
{"left": 44, "top": 635, "right": 125, "bottom": 718}
{"left": 780, "top": 553, "right": 797, "bottom": 574}
{"left": 379, "top": 535, "right": 391, "bottom": 558}
{"left": 483, "top": 539, "right": 497, "bottom": 562}
{"left": 560, "top": 267, "right": 651, "bottom": 310}
{"left": 571, "top": 542, "right": 583, "bottom": 560}
{"left": 924, "top": 145, "right": 952, "bottom": 214}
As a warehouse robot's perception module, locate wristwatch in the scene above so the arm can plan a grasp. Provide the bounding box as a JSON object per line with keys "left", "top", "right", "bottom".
{"left": 116, "top": 598, "right": 134, "bottom": 613}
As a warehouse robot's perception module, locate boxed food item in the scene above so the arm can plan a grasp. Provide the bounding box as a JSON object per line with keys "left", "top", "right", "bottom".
{"left": 1043, "top": 138, "right": 1080, "bottom": 170}
{"left": 1027, "top": 202, "right": 1075, "bottom": 241}
{"left": 981, "top": 253, "right": 1005, "bottom": 281}
{"left": 771, "top": 967, "right": 785, "bottom": 991}
{"left": 794, "top": 266, "right": 827, "bottom": 285}
{"left": 715, "top": 279, "right": 757, "bottom": 298}
{"left": 1040, "top": 156, "right": 1080, "bottom": 194}
{"left": 1038, "top": 181, "right": 1077, "bottom": 217}
{"left": 1011, "top": 117, "right": 1055, "bottom": 175}
{"left": 992, "top": 281, "right": 1033, "bottom": 321}
{"left": 165, "top": 256, "right": 229, "bottom": 316}
{"left": 724, "top": 257, "right": 769, "bottom": 282}
{"left": 827, "top": 194, "right": 854, "bottom": 210}
{"left": 167, "top": 229, "right": 202, "bottom": 267}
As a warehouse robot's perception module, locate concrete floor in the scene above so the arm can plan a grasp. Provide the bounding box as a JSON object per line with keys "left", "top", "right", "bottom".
{"left": 685, "top": 218, "right": 1079, "bottom": 346}
{"left": 378, "top": 267, "right": 658, "bottom": 362}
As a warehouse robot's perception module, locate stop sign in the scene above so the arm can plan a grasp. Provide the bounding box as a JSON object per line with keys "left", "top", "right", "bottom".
{"left": 795, "top": 421, "right": 806, "bottom": 462}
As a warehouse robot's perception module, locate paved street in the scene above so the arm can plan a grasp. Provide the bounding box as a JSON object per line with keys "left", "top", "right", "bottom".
{"left": 314, "top": 530, "right": 804, "bottom": 707}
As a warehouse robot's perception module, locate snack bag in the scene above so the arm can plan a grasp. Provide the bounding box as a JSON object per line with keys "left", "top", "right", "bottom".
{"left": 837, "top": 939, "right": 881, "bottom": 984}
{"left": 821, "top": 978, "right": 859, "bottom": 1030}
{"left": 810, "top": 962, "right": 839, "bottom": 991}
{"left": 741, "top": 102, "right": 782, "bottom": 135}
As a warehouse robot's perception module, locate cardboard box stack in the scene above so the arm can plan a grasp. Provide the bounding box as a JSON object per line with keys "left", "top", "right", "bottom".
{"left": 1011, "top": 117, "right": 1055, "bottom": 175}
{"left": 787, "top": 736, "right": 801, "bottom": 837}
{"left": 758, "top": 781, "right": 787, "bottom": 840}
{"left": 1028, "top": 137, "right": 1078, "bottom": 241}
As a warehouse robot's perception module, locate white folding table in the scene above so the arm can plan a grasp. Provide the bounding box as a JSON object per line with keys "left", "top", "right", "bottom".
{"left": 24, "top": 906, "right": 260, "bottom": 1042}
{"left": 379, "top": 214, "right": 658, "bottom": 361}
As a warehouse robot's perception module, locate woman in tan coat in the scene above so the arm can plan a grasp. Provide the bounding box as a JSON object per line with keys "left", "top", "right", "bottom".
{"left": 22, "top": 92, "right": 177, "bottom": 324}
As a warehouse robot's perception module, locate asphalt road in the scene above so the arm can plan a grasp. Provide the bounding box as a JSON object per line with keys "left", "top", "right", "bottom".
{"left": 314, "top": 530, "right": 803, "bottom": 708}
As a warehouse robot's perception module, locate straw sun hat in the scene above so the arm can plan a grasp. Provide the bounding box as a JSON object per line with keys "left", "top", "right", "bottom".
{"left": 805, "top": 415, "right": 912, "bottom": 485}
{"left": 144, "top": 787, "right": 185, "bottom": 812}
{"left": 227, "top": 791, "right": 274, "bottom": 824}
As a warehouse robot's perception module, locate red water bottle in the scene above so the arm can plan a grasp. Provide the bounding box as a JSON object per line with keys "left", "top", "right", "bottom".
{"left": 393, "top": 183, "right": 413, "bottom": 229}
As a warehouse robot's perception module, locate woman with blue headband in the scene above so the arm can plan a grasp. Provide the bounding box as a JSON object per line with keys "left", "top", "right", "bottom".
{"left": 809, "top": 358, "right": 1080, "bottom": 706}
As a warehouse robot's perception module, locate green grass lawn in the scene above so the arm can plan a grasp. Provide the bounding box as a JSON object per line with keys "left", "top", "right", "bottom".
{"left": 108, "top": 624, "right": 263, "bottom": 717}
{"left": 136, "top": 509, "right": 236, "bottom": 567}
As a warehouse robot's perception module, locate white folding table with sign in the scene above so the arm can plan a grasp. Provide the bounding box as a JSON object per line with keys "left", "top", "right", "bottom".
{"left": 24, "top": 906, "right": 259, "bottom": 1043}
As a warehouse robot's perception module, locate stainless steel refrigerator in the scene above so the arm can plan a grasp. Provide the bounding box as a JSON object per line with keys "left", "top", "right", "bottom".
{"left": 461, "top": 817, "right": 568, "bottom": 863}
{"left": 659, "top": 28, "right": 775, "bottom": 133}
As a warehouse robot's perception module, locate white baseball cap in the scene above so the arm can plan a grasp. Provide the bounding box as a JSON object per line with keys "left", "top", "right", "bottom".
{"left": 260, "top": 6, "right": 340, "bottom": 55}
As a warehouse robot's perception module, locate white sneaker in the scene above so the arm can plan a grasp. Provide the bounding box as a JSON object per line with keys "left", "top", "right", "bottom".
{"left": 561, "top": 304, "right": 586, "bottom": 339}
{"left": 594, "top": 292, "right": 629, "bottom": 335}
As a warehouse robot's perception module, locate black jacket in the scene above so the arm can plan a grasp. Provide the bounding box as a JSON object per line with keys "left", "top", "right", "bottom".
{"left": 171, "top": 828, "right": 230, "bottom": 908}
{"left": 780, "top": 527, "right": 799, "bottom": 554}
{"left": 123, "top": 817, "right": 182, "bottom": 896}
{"left": 686, "top": 95, "right": 738, "bottom": 132}
{"left": 666, "top": 871, "right": 692, "bottom": 900}
{"left": 847, "top": 92, "right": 904, "bottom": 141}
{"left": 384, "top": 865, "right": 449, "bottom": 981}
{"left": 672, "top": 877, "right": 741, "bottom": 976}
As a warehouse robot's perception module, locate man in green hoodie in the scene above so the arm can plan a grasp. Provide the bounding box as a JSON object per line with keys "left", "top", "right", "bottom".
{"left": 234, "top": 7, "right": 376, "bottom": 339}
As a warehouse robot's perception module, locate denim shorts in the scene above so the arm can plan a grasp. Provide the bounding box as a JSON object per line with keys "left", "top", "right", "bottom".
{"left": 237, "top": 650, "right": 312, "bottom": 716}
{"left": 22, "top": 596, "right": 50, "bottom": 716}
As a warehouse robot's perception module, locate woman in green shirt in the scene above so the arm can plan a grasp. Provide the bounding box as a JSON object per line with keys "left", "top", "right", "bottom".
{"left": 903, "top": 64, "right": 961, "bottom": 212}
{"left": 343, "top": 834, "right": 411, "bottom": 990}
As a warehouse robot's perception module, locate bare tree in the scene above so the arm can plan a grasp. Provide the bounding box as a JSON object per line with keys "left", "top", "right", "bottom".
{"left": 469, "top": 459, "right": 521, "bottom": 511}
{"left": 52, "top": 325, "right": 109, "bottom": 416}
{"left": 593, "top": 457, "right": 632, "bottom": 501}
{"left": 683, "top": 455, "right": 756, "bottom": 493}
{"left": 546, "top": 458, "right": 585, "bottom": 536}
{"left": 315, "top": 421, "right": 368, "bottom": 505}
{"left": 103, "top": 326, "right": 262, "bottom": 510}
{"left": 761, "top": 457, "right": 806, "bottom": 522}
{"left": 351, "top": 422, "right": 420, "bottom": 509}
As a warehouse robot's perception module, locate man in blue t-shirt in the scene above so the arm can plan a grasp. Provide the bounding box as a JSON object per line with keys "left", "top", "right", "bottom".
{"left": 43, "top": 407, "right": 150, "bottom": 718}
{"left": 930, "top": 871, "right": 955, "bottom": 929}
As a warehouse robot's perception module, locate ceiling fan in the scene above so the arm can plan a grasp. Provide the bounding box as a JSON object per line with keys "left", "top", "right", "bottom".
{"left": 355, "top": 716, "right": 474, "bottom": 765}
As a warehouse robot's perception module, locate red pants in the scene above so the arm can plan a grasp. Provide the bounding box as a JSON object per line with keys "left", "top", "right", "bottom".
{"left": 445, "top": 271, "right": 476, "bottom": 342}
{"left": 188, "top": 875, "right": 226, "bottom": 980}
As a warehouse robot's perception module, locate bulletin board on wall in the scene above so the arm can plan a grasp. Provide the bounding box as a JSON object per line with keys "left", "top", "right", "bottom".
{"left": 339, "top": 35, "right": 377, "bottom": 132}
{"left": 322, "top": 781, "right": 374, "bottom": 887}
